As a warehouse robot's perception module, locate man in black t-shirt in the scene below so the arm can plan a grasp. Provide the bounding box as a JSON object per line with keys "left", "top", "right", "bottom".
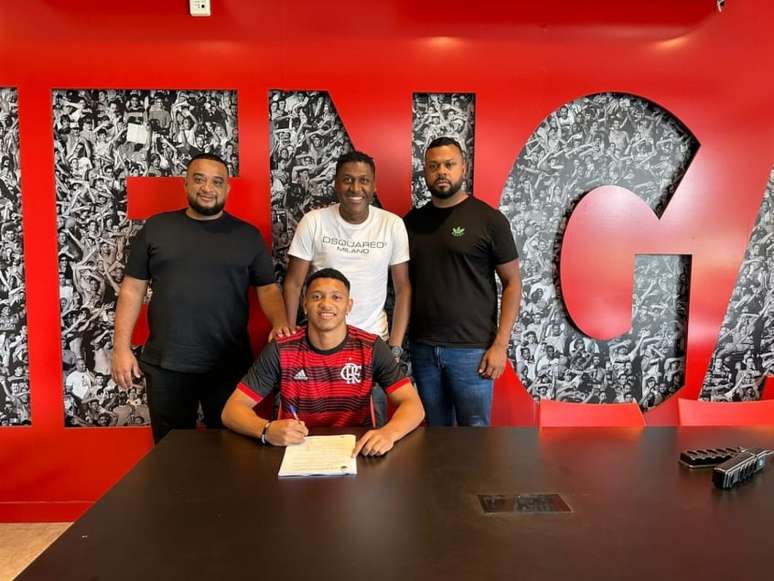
{"left": 403, "top": 137, "right": 521, "bottom": 426}
{"left": 111, "top": 153, "right": 291, "bottom": 442}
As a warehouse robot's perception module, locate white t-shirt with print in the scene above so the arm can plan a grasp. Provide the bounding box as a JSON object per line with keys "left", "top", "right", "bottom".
{"left": 289, "top": 204, "right": 410, "bottom": 339}
{"left": 65, "top": 369, "right": 94, "bottom": 400}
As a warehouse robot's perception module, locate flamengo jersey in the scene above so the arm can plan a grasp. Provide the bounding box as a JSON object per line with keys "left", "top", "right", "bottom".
{"left": 238, "top": 326, "right": 410, "bottom": 428}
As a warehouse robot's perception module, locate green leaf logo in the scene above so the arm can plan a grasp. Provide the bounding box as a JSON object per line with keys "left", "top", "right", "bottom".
{"left": 451, "top": 226, "right": 465, "bottom": 237}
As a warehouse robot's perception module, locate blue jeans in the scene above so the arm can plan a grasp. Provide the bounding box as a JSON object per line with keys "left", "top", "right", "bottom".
{"left": 409, "top": 342, "right": 493, "bottom": 427}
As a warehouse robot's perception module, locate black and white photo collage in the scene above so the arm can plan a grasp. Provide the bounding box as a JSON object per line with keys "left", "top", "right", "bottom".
{"left": 269, "top": 90, "right": 361, "bottom": 281}
{"left": 501, "top": 93, "right": 697, "bottom": 410}
{"left": 0, "top": 88, "right": 30, "bottom": 426}
{"left": 700, "top": 167, "right": 774, "bottom": 401}
{"left": 411, "top": 93, "right": 475, "bottom": 208}
{"left": 53, "top": 89, "right": 238, "bottom": 427}
{"left": 14, "top": 85, "right": 771, "bottom": 430}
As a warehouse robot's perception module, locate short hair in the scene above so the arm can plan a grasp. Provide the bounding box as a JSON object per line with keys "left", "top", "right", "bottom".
{"left": 426, "top": 136, "right": 465, "bottom": 159}
{"left": 335, "top": 150, "right": 376, "bottom": 177}
{"left": 186, "top": 152, "right": 229, "bottom": 175}
{"left": 306, "top": 268, "right": 351, "bottom": 292}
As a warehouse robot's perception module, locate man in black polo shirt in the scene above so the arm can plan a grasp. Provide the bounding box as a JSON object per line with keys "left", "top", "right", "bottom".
{"left": 111, "top": 153, "right": 290, "bottom": 442}
{"left": 404, "top": 137, "right": 521, "bottom": 426}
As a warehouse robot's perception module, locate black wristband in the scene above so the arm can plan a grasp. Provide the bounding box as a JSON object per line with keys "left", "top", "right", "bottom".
{"left": 260, "top": 421, "right": 273, "bottom": 445}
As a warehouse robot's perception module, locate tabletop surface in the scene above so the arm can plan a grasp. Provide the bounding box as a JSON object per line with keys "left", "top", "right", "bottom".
{"left": 19, "top": 427, "right": 774, "bottom": 580}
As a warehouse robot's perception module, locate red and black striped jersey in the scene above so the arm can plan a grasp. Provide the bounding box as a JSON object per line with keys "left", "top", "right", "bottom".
{"left": 238, "top": 326, "right": 410, "bottom": 428}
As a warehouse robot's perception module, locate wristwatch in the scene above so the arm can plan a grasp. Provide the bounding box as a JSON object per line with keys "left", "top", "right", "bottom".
{"left": 260, "top": 421, "right": 273, "bottom": 445}
{"left": 390, "top": 345, "right": 404, "bottom": 359}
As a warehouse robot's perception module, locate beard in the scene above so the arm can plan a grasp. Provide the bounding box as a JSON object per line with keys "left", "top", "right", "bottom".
{"left": 427, "top": 176, "right": 464, "bottom": 199}
{"left": 188, "top": 196, "right": 225, "bottom": 217}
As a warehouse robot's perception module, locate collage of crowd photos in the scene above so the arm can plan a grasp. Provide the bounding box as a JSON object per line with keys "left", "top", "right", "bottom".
{"left": 53, "top": 89, "right": 239, "bottom": 427}
{"left": 27, "top": 87, "right": 774, "bottom": 428}
{"left": 269, "top": 91, "right": 358, "bottom": 281}
{"left": 0, "top": 88, "right": 30, "bottom": 426}
{"left": 700, "top": 168, "right": 774, "bottom": 401}
{"left": 502, "top": 93, "right": 697, "bottom": 409}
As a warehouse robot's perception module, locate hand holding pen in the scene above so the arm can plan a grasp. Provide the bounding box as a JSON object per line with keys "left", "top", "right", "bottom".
{"left": 287, "top": 405, "right": 308, "bottom": 430}
{"left": 263, "top": 404, "right": 308, "bottom": 446}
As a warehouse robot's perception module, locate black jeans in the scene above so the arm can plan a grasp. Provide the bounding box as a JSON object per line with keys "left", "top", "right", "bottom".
{"left": 140, "top": 360, "right": 248, "bottom": 443}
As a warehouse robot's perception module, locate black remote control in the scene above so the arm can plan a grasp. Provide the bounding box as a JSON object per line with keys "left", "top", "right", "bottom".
{"left": 712, "top": 448, "right": 769, "bottom": 489}
{"left": 679, "top": 447, "right": 741, "bottom": 468}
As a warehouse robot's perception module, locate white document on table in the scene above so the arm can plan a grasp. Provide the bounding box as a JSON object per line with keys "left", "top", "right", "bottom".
{"left": 278, "top": 434, "right": 358, "bottom": 478}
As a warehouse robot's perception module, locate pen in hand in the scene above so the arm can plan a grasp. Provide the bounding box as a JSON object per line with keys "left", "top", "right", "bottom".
{"left": 287, "top": 404, "right": 308, "bottom": 438}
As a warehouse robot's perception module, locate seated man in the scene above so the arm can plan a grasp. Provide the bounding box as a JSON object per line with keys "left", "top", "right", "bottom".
{"left": 222, "top": 268, "right": 424, "bottom": 456}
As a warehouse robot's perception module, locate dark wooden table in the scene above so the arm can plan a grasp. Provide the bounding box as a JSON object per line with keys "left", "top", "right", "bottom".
{"left": 19, "top": 427, "right": 774, "bottom": 580}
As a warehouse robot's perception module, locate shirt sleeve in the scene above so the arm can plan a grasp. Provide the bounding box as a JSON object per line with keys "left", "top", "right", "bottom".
{"left": 248, "top": 230, "right": 276, "bottom": 287}
{"left": 237, "top": 341, "right": 281, "bottom": 402}
{"left": 123, "top": 223, "right": 150, "bottom": 280}
{"left": 372, "top": 338, "right": 411, "bottom": 394}
{"left": 389, "top": 215, "right": 411, "bottom": 266}
{"left": 287, "top": 211, "right": 316, "bottom": 261}
{"left": 489, "top": 210, "right": 519, "bottom": 265}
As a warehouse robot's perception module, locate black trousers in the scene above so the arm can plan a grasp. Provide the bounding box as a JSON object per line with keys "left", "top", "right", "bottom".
{"left": 140, "top": 360, "right": 248, "bottom": 443}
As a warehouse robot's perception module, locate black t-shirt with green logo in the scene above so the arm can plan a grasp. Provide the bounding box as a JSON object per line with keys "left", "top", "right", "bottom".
{"left": 403, "top": 196, "right": 518, "bottom": 348}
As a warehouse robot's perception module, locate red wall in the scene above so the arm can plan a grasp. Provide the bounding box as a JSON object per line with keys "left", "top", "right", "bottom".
{"left": 1, "top": 0, "right": 774, "bottom": 521}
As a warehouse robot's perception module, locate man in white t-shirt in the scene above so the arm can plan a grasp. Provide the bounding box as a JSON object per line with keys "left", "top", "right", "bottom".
{"left": 65, "top": 357, "right": 95, "bottom": 400}
{"left": 283, "top": 151, "right": 411, "bottom": 359}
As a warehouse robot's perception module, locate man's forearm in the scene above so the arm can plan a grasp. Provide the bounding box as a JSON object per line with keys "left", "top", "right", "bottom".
{"left": 113, "top": 281, "right": 146, "bottom": 352}
{"left": 257, "top": 284, "right": 290, "bottom": 328}
{"left": 222, "top": 402, "right": 267, "bottom": 440}
{"left": 282, "top": 280, "right": 302, "bottom": 327}
{"left": 388, "top": 285, "right": 411, "bottom": 347}
{"left": 388, "top": 263, "right": 411, "bottom": 347}
{"left": 382, "top": 390, "right": 425, "bottom": 441}
{"left": 493, "top": 278, "right": 521, "bottom": 347}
